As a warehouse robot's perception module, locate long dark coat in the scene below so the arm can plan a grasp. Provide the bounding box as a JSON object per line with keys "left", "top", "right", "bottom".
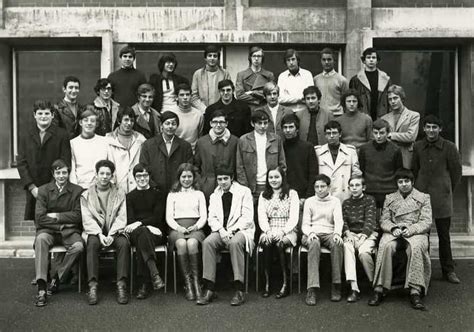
{"left": 412, "top": 137, "right": 462, "bottom": 218}
{"left": 139, "top": 135, "right": 193, "bottom": 193}
{"left": 17, "top": 124, "right": 71, "bottom": 220}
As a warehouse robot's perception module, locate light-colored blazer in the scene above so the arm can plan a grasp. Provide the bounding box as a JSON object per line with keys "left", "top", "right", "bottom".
{"left": 315, "top": 143, "right": 362, "bottom": 202}
{"left": 381, "top": 107, "right": 420, "bottom": 168}
{"left": 207, "top": 182, "right": 255, "bottom": 254}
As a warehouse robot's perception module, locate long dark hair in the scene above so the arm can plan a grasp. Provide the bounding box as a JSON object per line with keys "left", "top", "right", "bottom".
{"left": 170, "top": 163, "right": 200, "bottom": 193}
{"left": 262, "top": 166, "right": 290, "bottom": 200}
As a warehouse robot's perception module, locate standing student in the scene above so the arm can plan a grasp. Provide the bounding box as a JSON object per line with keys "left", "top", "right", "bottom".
{"left": 131, "top": 83, "right": 162, "bottom": 139}
{"left": 412, "top": 115, "right": 462, "bottom": 284}
{"left": 236, "top": 46, "right": 275, "bottom": 111}
{"left": 17, "top": 100, "right": 71, "bottom": 220}
{"left": 149, "top": 53, "right": 189, "bottom": 113}
{"left": 313, "top": 48, "right": 349, "bottom": 117}
{"left": 93, "top": 78, "right": 120, "bottom": 135}
{"left": 349, "top": 47, "right": 391, "bottom": 120}
{"left": 70, "top": 108, "right": 109, "bottom": 189}
{"left": 381, "top": 85, "right": 420, "bottom": 168}
{"left": 107, "top": 46, "right": 147, "bottom": 108}
{"left": 139, "top": 111, "right": 193, "bottom": 193}
{"left": 174, "top": 83, "right": 204, "bottom": 152}
{"left": 53, "top": 76, "right": 85, "bottom": 139}
{"left": 261, "top": 82, "right": 293, "bottom": 138}
{"left": 191, "top": 45, "right": 231, "bottom": 113}
{"left": 277, "top": 49, "right": 314, "bottom": 113}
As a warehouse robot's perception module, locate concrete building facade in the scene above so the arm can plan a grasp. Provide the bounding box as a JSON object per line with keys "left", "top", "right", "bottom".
{"left": 0, "top": 0, "right": 474, "bottom": 257}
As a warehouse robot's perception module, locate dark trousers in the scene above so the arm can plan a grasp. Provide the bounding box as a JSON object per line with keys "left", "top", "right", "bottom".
{"left": 435, "top": 217, "right": 454, "bottom": 274}
{"left": 86, "top": 234, "right": 130, "bottom": 283}
{"left": 130, "top": 226, "right": 164, "bottom": 281}
{"left": 35, "top": 232, "right": 83, "bottom": 282}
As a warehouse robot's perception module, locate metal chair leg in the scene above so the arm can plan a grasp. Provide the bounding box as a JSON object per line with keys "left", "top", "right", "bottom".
{"left": 130, "top": 248, "right": 134, "bottom": 295}
{"left": 164, "top": 248, "right": 168, "bottom": 294}
{"left": 289, "top": 247, "right": 293, "bottom": 294}
{"left": 298, "top": 246, "right": 301, "bottom": 294}
{"left": 173, "top": 250, "right": 177, "bottom": 294}
{"left": 245, "top": 252, "right": 249, "bottom": 293}
{"left": 255, "top": 247, "right": 259, "bottom": 292}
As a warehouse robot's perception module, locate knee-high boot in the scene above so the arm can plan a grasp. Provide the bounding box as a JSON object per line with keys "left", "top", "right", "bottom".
{"left": 189, "top": 253, "right": 202, "bottom": 299}
{"left": 276, "top": 245, "right": 289, "bottom": 299}
{"left": 178, "top": 254, "right": 195, "bottom": 301}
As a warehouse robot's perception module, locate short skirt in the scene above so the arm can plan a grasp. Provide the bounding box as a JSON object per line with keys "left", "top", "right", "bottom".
{"left": 168, "top": 218, "right": 205, "bottom": 251}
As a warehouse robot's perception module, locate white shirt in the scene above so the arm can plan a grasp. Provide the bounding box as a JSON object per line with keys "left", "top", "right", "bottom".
{"left": 277, "top": 68, "right": 314, "bottom": 113}
{"left": 162, "top": 79, "right": 176, "bottom": 111}
{"left": 268, "top": 104, "right": 279, "bottom": 126}
{"left": 254, "top": 131, "right": 267, "bottom": 184}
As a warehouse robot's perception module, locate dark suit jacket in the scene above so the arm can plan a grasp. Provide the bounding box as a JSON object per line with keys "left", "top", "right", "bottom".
{"left": 149, "top": 72, "right": 189, "bottom": 113}
{"left": 35, "top": 181, "right": 83, "bottom": 239}
{"left": 17, "top": 124, "right": 71, "bottom": 220}
{"left": 295, "top": 107, "right": 334, "bottom": 146}
{"left": 52, "top": 99, "right": 86, "bottom": 139}
{"left": 139, "top": 135, "right": 193, "bottom": 193}
{"left": 131, "top": 103, "right": 162, "bottom": 139}
{"left": 204, "top": 98, "right": 252, "bottom": 138}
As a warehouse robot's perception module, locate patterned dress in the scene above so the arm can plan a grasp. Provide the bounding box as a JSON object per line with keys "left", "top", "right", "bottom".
{"left": 258, "top": 189, "right": 299, "bottom": 246}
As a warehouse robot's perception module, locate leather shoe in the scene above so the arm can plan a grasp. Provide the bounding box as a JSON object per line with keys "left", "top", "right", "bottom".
{"left": 116, "top": 283, "right": 129, "bottom": 305}
{"left": 35, "top": 290, "right": 47, "bottom": 307}
{"left": 47, "top": 278, "right": 60, "bottom": 296}
{"left": 151, "top": 274, "right": 165, "bottom": 291}
{"left": 196, "top": 289, "right": 216, "bottom": 305}
{"left": 88, "top": 285, "right": 98, "bottom": 305}
{"left": 445, "top": 272, "right": 461, "bottom": 284}
{"left": 347, "top": 290, "right": 360, "bottom": 303}
{"left": 410, "top": 294, "right": 426, "bottom": 310}
{"left": 261, "top": 284, "right": 270, "bottom": 298}
{"left": 275, "top": 284, "right": 289, "bottom": 299}
{"left": 368, "top": 291, "right": 384, "bottom": 306}
{"left": 230, "top": 290, "right": 245, "bottom": 306}
{"left": 330, "top": 283, "right": 342, "bottom": 302}
{"left": 305, "top": 288, "right": 317, "bottom": 306}
{"left": 136, "top": 283, "right": 149, "bottom": 300}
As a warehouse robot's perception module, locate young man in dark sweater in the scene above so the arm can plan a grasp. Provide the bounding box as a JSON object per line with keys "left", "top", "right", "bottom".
{"left": 358, "top": 119, "right": 403, "bottom": 211}
{"left": 125, "top": 163, "right": 167, "bottom": 299}
{"left": 342, "top": 176, "right": 377, "bottom": 303}
{"left": 281, "top": 113, "right": 318, "bottom": 204}
{"left": 108, "top": 46, "right": 147, "bottom": 108}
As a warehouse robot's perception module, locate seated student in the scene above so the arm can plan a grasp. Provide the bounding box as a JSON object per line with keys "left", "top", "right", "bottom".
{"left": 81, "top": 160, "right": 130, "bottom": 305}
{"left": 125, "top": 163, "right": 167, "bottom": 300}
{"left": 301, "top": 174, "right": 344, "bottom": 305}
{"left": 335, "top": 89, "right": 372, "bottom": 150}
{"left": 166, "top": 163, "right": 207, "bottom": 301}
{"left": 198, "top": 166, "right": 255, "bottom": 306}
{"left": 369, "top": 168, "right": 432, "bottom": 311}
{"left": 33, "top": 159, "right": 84, "bottom": 307}
{"left": 131, "top": 83, "right": 162, "bottom": 139}
{"left": 70, "top": 108, "right": 109, "bottom": 189}
{"left": 258, "top": 166, "right": 299, "bottom": 299}
{"left": 342, "top": 176, "right": 377, "bottom": 303}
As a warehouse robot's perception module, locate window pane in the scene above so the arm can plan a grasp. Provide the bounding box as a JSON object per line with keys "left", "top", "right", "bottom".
{"left": 16, "top": 50, "right": 101, "bottom": 143}
{"left": 377, "top": 50, "right": 456, "bottom": 141}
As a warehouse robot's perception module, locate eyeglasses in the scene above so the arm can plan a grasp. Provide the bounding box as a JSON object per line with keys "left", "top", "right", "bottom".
{"left": 211, "top": 120, "right": 227, "bottom": 125}
{"left": 220, "top": 88, "right": 233, "bottom": 93}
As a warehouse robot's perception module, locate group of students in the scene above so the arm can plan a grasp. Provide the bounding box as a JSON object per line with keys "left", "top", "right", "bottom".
{"left": 17, "top": 44, "right": 462, "bottom": 312}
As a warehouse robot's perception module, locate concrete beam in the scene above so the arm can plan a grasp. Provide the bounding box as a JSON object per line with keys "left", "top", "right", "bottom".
{"left": 0, "top": 43, "right": 12, "bottom": 170}
{"left": 101, "top": 31, "right": 114, "bottom": 77}
{"left": 344, "top": 0, "right": 372, "bottom": 78}
{"left": 0, "top": 0, "right": 4, "bottom": 29}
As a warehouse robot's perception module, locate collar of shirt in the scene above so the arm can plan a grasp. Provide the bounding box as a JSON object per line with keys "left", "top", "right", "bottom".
{"left": 56, "top": 182, "right": 66, "bottom": 192}
{"left": 162, "top": 134, "right": 175, "bottom": 145}
{"left": 287, "top": 70, "right": 301, "bottom": 77}
{"left": 209, "top": 128, "right": 231, "bottom": 144}
{"left": 138, "top": 105, "right": 150, "bottom": 116}
{"left": 322, "top": 69, "right": 336, "bottom": 77}
{"left": 268, "top": 104, "right": 279, "bottom": 112}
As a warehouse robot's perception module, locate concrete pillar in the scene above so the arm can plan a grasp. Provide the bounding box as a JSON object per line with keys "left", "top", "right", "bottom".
{"left": 344, "top": 0, "right": 372, "bottom": 78}
{"left": 224, "top": 0, "right": 238, "bottom": 31}
{"left": 101, "top": 31, "right": 114, "bottom": 78}
{"left": 0, "top": 43, "right": 12, "bottom": 169}
{"left": 0, "top": 0, "right": 4, "bottom": 29}
{"left": 460, "top": 43, "right": 474, "bottom": 168}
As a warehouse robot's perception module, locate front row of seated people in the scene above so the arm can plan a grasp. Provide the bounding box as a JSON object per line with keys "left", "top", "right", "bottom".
{"left": 34, "top": 158, "right": 431, "bottom": 311}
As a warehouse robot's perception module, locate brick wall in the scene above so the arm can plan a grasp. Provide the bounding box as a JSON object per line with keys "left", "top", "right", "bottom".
{"left": 249, "top": 0, "right": 346, "bottom": 6}
{"left": 373, "top": 0, "right": 474, "bottom": 7}
{"left": 5, "top": 0, "right": 224, "bottom": 7}
{"left": 5, "top": 180, "right": 35, "bottom": 238}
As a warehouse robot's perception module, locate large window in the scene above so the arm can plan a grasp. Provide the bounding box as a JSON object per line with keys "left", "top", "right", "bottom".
{"left": 14, "top": 49, "right": 101, "bottom": 159}
{"left": 377, "top": 49, "right": 456, "bottom": 142}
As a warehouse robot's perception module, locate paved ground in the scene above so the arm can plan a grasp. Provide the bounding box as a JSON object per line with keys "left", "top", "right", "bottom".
{"left": 0, "top": 258, "right": 473, "bottom": 331}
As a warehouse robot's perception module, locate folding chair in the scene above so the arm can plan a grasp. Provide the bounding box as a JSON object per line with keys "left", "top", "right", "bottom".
{"left": 49, "top": 245, "right": 83, "bottom": 293}
{"left": 255, "top": 245, "right": 293, "bottom": 293}
{"left": 130, "top": 244, "right": 168, "bottom": 294}
{"left": 297, "top": 245, "right": 331, "bottom": 294}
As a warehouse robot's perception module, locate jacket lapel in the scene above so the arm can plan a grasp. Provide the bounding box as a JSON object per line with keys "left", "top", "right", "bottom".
{"left": 378, "top": 71, "right": 390, "bottom": 93}
{"left": 357, "top": 71, "right": 371, "bottom": 91}
{"left": 395, "top": 109, "right": 408, "bottom": 131}
{"left": 333, "top": 146, "right": 347, "bottom": 171}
